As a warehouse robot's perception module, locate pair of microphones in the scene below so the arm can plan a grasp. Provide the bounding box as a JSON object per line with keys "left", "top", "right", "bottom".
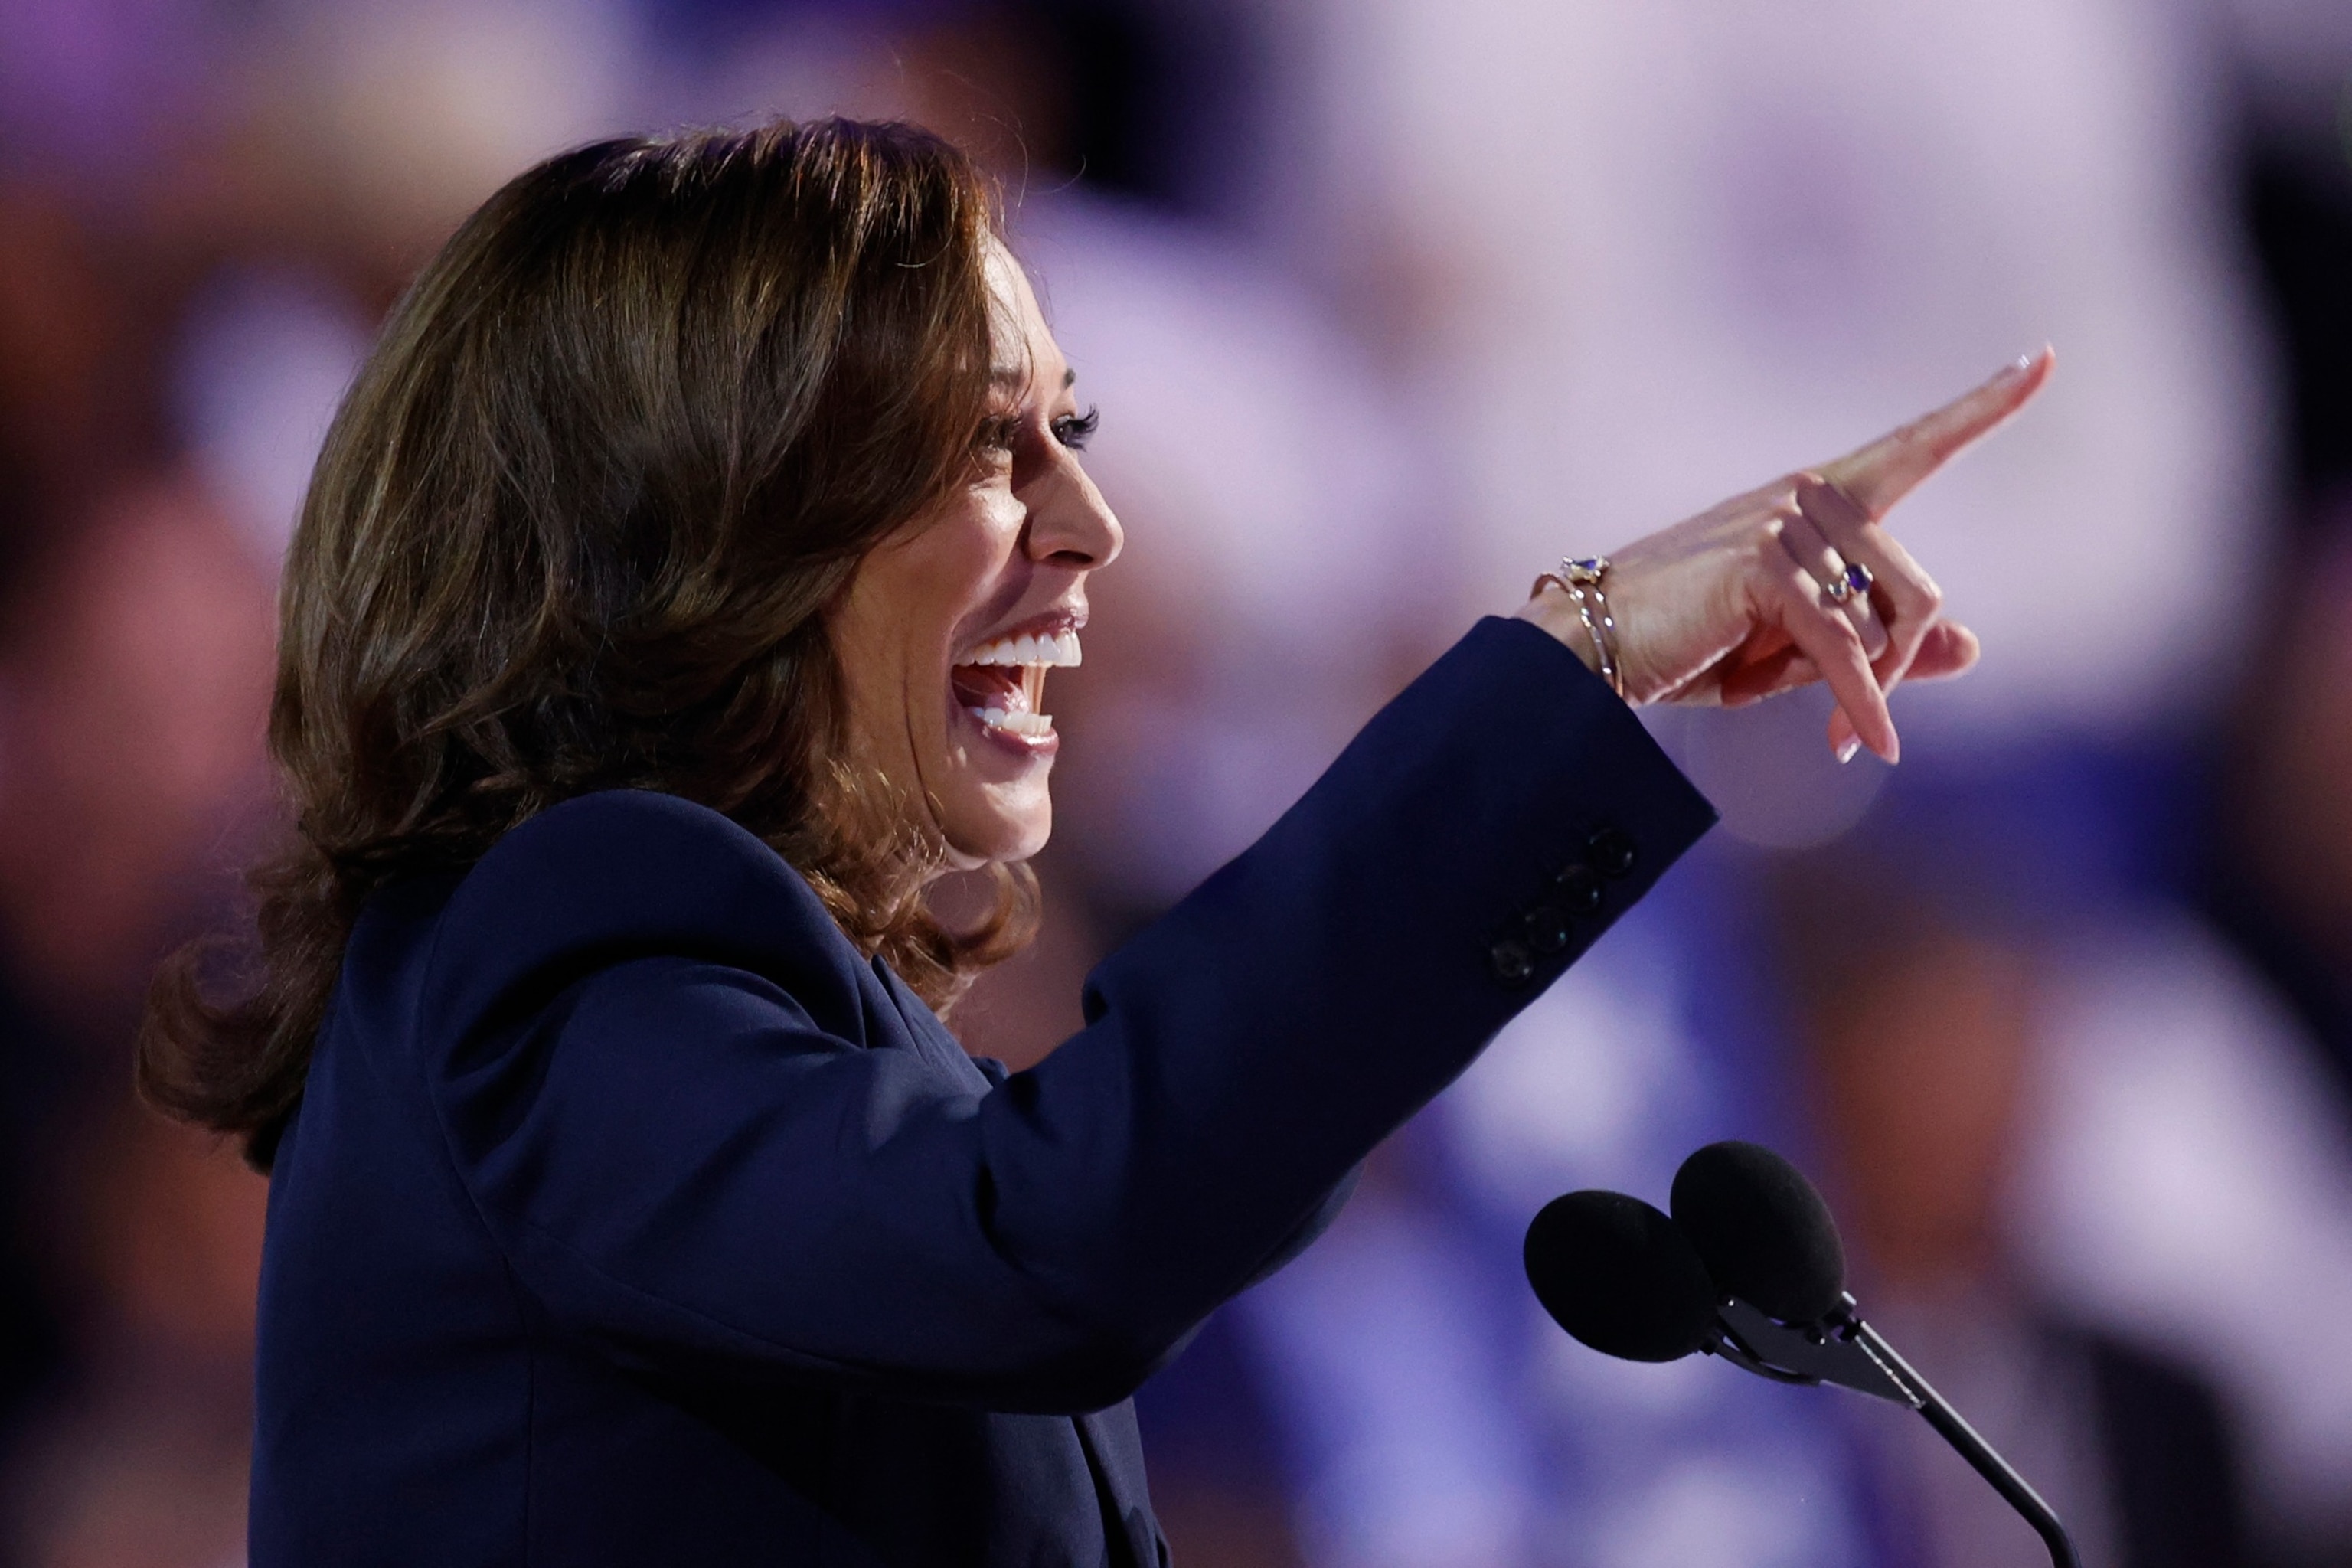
{"left": 1523, "top": 1141, "right": 2081, "bottom": 1568}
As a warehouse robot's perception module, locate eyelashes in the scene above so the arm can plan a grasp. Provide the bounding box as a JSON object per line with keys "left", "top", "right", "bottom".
{"left": 974, "top": 406, "right": 1101, "bottom": 464}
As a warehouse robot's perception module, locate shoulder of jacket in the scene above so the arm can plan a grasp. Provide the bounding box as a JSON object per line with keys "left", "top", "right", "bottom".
{"left": 419, "top": 789, "right": 867, "bottom": 1048}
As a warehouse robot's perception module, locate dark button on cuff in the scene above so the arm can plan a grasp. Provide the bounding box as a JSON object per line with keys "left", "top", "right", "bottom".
{"left": 1489, "top": 939, "right": 1536, "bottom": 986}
{"left": 1524, "top": 904, "right": 1572, "bottom": 954}
{"left": 1554, "top": 862, "right": 1602, "bottom": 914}
{"left": 1589, "top": 827, "right": 1636, "bottom": 878}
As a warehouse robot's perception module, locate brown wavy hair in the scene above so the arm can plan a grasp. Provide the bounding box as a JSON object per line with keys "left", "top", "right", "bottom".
{"left": 139, "top": 119, "right": 1037, "bottom": 1171}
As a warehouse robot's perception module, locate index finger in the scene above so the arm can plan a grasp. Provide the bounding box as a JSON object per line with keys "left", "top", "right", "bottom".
{"left": 1820, "top": 347, "right": 2054, "bottom": 518}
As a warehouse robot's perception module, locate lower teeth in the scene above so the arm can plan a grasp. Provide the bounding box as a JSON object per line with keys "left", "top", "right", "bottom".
{"left": 972, "top": 707, "right": 1054, "bottom": 737}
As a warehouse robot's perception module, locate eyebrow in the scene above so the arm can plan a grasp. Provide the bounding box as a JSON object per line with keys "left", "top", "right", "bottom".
{"left": 988, "top": 366, "right": 1080, "bottom": 392}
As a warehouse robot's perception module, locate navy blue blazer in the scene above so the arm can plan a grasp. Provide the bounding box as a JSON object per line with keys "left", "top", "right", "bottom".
{"left": 250, "top": 617, "right": 1715, "bottom": 1566}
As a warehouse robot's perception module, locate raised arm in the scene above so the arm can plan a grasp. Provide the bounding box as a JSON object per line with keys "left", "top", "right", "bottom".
{"left": 413, "top": 358, "right": 2044, "bottom": 1414}
{"left": 416, "top": 622, "right": 1710, "bottom": 1414}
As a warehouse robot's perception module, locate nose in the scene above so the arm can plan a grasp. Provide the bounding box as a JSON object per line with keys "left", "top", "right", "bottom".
{"left": 1021, "top": 452, "right": 1122, "bottom": 572}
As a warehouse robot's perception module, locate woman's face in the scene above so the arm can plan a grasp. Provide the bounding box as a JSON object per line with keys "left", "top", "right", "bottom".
{"left": 830, "top": 243, "right": 1122, "bottom": 871}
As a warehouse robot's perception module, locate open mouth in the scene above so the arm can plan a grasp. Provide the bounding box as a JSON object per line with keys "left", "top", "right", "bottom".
{"left": 950, "top": 627, "right": 1081, "bottom": 746}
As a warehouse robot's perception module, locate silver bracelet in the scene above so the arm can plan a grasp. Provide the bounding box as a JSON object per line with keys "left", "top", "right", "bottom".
{"left": 1532, "top": 556, "right": 1625, "bottom": 698}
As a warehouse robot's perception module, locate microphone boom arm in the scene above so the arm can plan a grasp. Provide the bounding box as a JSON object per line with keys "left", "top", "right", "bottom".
{"left": 1708, "top": 1298, "right": 1912, "bottom": 1402}
{"left": 1706, "top": 1294, "right": 2082, "bottom": 1568}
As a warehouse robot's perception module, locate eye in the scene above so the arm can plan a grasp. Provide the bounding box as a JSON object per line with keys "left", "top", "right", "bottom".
{"left": 1050, "top": 406, "right": 1099, "bottom": 452}
{"left": 972, "top": 413, "right": 1018, "bottom": 465}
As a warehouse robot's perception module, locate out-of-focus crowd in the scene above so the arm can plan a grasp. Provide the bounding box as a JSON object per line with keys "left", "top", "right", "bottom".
{"left": 3, "top": 1, "right": 2352, "bottom": 1565}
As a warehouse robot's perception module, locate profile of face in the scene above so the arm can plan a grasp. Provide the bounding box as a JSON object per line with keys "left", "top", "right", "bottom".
{"left": 829, "top": 243, "right": 1122, "bottom": 871}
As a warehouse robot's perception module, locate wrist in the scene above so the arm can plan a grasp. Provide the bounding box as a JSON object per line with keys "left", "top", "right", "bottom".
{"left": 1517, "top": 585, "right": 1606, "bottom": 677}
{"left": 1520, "top": 558, "right": 1629, "bottom": 702}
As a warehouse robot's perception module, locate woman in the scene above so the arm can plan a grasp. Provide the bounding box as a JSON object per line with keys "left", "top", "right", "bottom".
{"left": 140, "top": 120, "right": 2043, "bottom": 1566}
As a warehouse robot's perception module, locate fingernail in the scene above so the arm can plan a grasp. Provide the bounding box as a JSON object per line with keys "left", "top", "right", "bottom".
{"left": 1997, "top": 353, "right": 2033, "bottom": 381}
{"left": 1835, "top": 737, "right": 1861, "bottom": 765}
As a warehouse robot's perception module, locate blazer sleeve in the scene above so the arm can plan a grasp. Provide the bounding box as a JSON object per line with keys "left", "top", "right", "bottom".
{"left": 414, "top": 616, "right": 1716, "bottom": 1413}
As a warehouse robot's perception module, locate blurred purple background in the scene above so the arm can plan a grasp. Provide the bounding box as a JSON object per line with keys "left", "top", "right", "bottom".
{"left": 3, "top": 2, "right": 2352, "bottom": 1564}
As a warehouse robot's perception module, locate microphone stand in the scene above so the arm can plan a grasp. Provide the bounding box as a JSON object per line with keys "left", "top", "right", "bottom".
{"left": 1706, "top": 1292, "right": 2081, "bottom": 1568}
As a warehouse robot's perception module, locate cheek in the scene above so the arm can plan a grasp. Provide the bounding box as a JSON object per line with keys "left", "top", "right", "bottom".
{"left": 846, "top": 508, "right": 1001, "bottom": 683}
{"left": 844, "top": 486, "right": 1040, "bottom": 848}
{"left": 830, "top": 596, "right": 914, "bottom": 750}
{"left": 920, "top": 498, "right": 1025, "bottom": 630}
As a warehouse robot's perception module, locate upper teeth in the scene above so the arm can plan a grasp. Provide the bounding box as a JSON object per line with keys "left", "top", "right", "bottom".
{"left": 963, "top": 630, "right": 1082, "bottom": 668}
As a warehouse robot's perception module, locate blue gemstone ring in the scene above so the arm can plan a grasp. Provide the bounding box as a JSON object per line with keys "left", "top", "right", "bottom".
{"left": 1824, "top": 560, "right": 1875, "bottom": 605}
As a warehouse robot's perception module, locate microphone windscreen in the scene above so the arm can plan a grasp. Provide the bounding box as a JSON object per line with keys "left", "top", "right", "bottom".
{"left": 1523, "top": 1191, "right": 1719, "bottom": 1363}
{"left": 1670, "top": 1141, "right": 1846, "bottom": 1324}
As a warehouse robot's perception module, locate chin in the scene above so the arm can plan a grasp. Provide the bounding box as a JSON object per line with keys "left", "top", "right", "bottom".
{"left": 939, "top": 793, "right": 1052, "bottom": 867}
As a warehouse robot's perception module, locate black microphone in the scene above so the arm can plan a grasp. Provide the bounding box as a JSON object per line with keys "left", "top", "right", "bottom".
{"left": 1669, "top": 1139, "right": 1845, "bottom": 1322}
{"left": 1524, "top": 1141, "right": 2082, "bottom": 1568}
{"left": 1522, "top": 1190, "right": 1718, "bottom": 1364}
